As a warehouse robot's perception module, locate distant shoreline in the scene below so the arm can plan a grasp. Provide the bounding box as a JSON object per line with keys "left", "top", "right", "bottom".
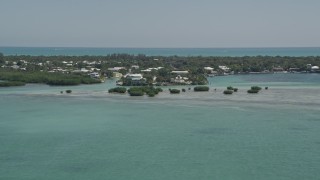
{"left": 1, "top": 47, "right": 320, "bottom": 57}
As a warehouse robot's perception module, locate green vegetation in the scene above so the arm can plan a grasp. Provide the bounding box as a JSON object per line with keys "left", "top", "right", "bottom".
{"left": 227, "top": 86, "right": 238, "bottom": 92}
{"left": 0, "top": 81, "right": 26, "bottom": 87}
{"left": 247, "top": 89, "right": 259, "bottom": 94}
{"left": 227, "top": 86, "right": 233, "bottom": 90}
{"left": 182, "top": 88, "right": 186, "bottom": 92}
{"left": 247, "top": 86, "right": 262, "bottom": 94}
{"left": 0, "top": 70, "right": 101, "bottom": 86}
{"left": 155, "top": 87, "right": 163, "bottom": 92}
{"left": 265, "top": 87, "right": 269, "bottom": 90}
{"left": 127, "top": 86, "right": 163, "bottom": 97}
{"left": 223, "top": 90, "right": 234, "bottom": 94}
{"left": 128, "top": 90, "right": 144, "bottom": 96}
{"left": 1, "top": 53, "right": 319, "bottom": 77}
{"left": 169, "top": 89, "right": 181, "bottom": 94}
{"left": 147, "top": 91, "right": 156, "bottom": 97}
{"left": 66, "top": 90, "right": 72, "bottom": 93}
{"left": 194, "top": 86, "right": 209, "bottom": 92}
{"left": 0, "top": 53, "right": 4, "bottom": 65}
{"left": 108, "top": 87, "right": 127, "bottom": 93}
{"left": 251, "top": 86, "right": 262, "bottom": 91}
{"left": 1, "top": 52, "right": 319, "bottom": 88}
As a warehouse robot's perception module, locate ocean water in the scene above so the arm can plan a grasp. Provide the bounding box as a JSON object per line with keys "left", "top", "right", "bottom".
{"left": 1, "top": 73, "right": 320, "bottom": 180}
{"left": 1, "top": 47, "right": 320, "bottom": 56}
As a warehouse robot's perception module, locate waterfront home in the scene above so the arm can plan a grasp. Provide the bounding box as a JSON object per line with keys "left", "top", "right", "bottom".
{"left": 123, "top": 73, "right": 146, "bottom": 85}
{"left": 218, "top": 66, "right": 230, "bottom": 72}
{"left": 273, "top": 67, "right": 285, "bottom": 72}
{"left": 311, "top": 66, "right": 319, "bottom": 72}
{"left": 125, "top": 74, "right": 143, "bottom": 80}
{"left": 171, "top": 75, "right": 192, "bottom": 84}
{"left": 289, "top": 68, "right": 301, "bottom": 73}
{"left": 90, "top": 72, "right": 100, "bottom": 78}
{"left": 204, "top": 67, "right": 215, "bottom": 75}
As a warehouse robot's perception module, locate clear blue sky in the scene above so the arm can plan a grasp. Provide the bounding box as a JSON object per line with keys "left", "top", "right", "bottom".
{"left": 1, "top": 0, "right": 320, "bottom": 48}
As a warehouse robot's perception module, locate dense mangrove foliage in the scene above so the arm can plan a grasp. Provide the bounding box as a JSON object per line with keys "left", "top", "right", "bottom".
{"left": 251, "top": 86, "right": 262, "bottom": 91}
{"left": 223, "top": 90, "right": 234, "bottom": 94}
{"left": 0, "top": 53, "right": 4, "bottom": 65}
{"left": 248, "top": 86, "right": 262, "bottom": 93}
{"left": 194, "top": 86, "right": 210, "bottom": 92}
{"left": 227, "top": 86, "right": 238, "bottom": 92}
{"left": 169, "top": 89, "right": 181, "bottom": 94}
{"left": 127, "top": 87, "right": 163, "bottom": 97}
{"left": 0, "top": 81, "right": 26, "bottom": 87}
{"left": 0, "top": 70, "right": 101, "bottom": 86}
{"left": 108, "top": 87, "right": 127, "bottom": 94}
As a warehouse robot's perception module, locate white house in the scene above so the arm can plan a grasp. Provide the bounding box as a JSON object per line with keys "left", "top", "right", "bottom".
{"left": 141, "top": 69, "right": 152, "bottom": 72}
{"left": 125, "top": 74, "right": 143, "bottom": 81}
{"left": 90, "top": 72, "right": 100, "bottom": 78}
{"left": 11, "top": 65, "right": 20, "bottom": 70}
{"left": 311, "top": 66, "right": 319, "bottom": 71}
{"left": 171, "top": 71, "right": 189, "bottom": 74}
{"left": 131, "top": 65, "right": 140, "bottom": 69}
{"left": 204, "top": 67, "right": 214, "bottom": 71}
{"left": 171, "top": 75, "right": 191, "bottom": 84}
{"left": 108, "top": 67, "right": 125, "bottom": 71}
{"left": 141, "top": 67, "right": 163, "bottom": 72}
{"left": 218, "top": 66, "right": 230, "bottom": 72}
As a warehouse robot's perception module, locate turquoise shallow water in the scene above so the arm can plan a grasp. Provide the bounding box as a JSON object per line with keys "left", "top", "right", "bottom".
{"left": 1, "top": 74, "right": 320, "bottom": 180}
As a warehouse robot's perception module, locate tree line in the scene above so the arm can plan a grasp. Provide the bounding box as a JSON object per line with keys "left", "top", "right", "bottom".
{"left": 1, "top": 53, "right": 319, "bottom": 73}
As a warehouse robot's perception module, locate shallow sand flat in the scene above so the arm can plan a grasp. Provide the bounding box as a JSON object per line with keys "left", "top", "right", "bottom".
{"left": 1, "top": 74, "right": 320, "bottom": 180}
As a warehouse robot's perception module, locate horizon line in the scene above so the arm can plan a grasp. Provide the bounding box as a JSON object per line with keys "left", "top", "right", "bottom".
{"left": 1, "top": 46, "right": 320, "bottom": 49}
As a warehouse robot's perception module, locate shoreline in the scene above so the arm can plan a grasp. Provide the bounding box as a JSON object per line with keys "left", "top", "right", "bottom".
{"left": 1, "top": 47, "right": 320, "bottom": 57}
